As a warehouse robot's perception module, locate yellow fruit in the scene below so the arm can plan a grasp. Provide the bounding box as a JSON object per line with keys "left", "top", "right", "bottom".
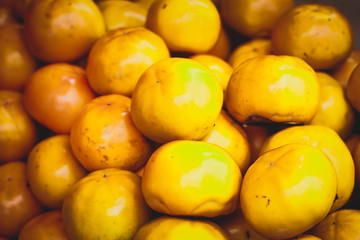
{"left": 97, "top": 0, "right": 147, "bottom": 31}
{"left": 142, "top": 140, "right": 241, "bottom": 217}
{"left": 26, "top": 135, "right": 87, "bottom": 209}
{"left": 289, "top": 234, "right": 321, "bottom": 240}
{"left": 241, "top": 143, "right": 337, "bottom": 239}
{"left": 0, "top": 90, "right": 38, "bottom": 163}
{"left": 0, "top": 23, "right": 37, "bottom": 91}
{"left": 227, "top": 38, "right": 272, "bottom": 69}
{"left": 272, "top": 3, "right": 353, "bottom": 70}
{"left": 221, "top": 0, "right": 294, "bottom": 37}
{"left": 131, "top": 57, "right": 223, "bottom": 143}
{"left": 24, "top": 0, "right": 105, "bottom": 62}
{"left": 260, "top": 125, "right": 355, "bottom": 212}
{"left": 332, "top": 49, "right": 360, "bottom": 88}
{"left": 201, "top": 110, "right": 251, "bottom": 174}
{"left": 207, "top": 25, "right": 232, "bottom": 60}
{"left": 0, "top": 161, "right": 43, "bottom": 238}
{"left": 311, "top": 209, "right": 360, "bottom": 239}
{"left": 146, "top": 0, "right": 221, "bottom": 53}
{"left": 189, "top": 54, "right": 233, "bottom": 95}
{"left": 225, "top": 55, "right": 319, "bottom": 124}
{"left": 18, "top": 210, "right": 70, "bottom": 240}
{"left": 309, "top": 72, "right": 355, "bottom": 139}
{"left": 133, "top": 216, "right": 230, "bottom": 240}
{"left": 70, "top": 94, "right": 152, "bottom": 172}
{"left": 62, "top": 168, "right": 152, "bottom": 240}
{"left": 86, "top": 27, "right": 170, "bottom": 96}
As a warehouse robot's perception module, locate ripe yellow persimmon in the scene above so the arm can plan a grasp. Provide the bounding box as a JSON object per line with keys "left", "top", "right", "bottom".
{"left": 310, "top": 72, "right": 355, "bottom": 139}
{"left": 97, "top": 0, "right": 147, "bottom": 31}
{"left": 216, "top": 208, "right": 269, "bottom": 240}
{"left": 189, "top": 54, "right": 233, "bottom": 95}
{"left": 86, "top": 27, "right": 170, "bottom": 96}
{"left": 0, "top": 90, "right": 38, "bottom": 163}
{"left": 0, "top": 162, "right": 43, "bottom": 238}
{"left": 201, "top": 110, "right": 251, "bottom": 174}
{"left": 18, "top": 210, "right": 70, "bottom": 240}
{"left": 311, "top": 209, "right": 360, "bottom": 239}
{"left": 207, "top": 25, "right": 232, "bottom": 60}
{"left": 332, "top": 49, "right": 360, "bottom": 88}
{"left": 260, "top": 125, "right": 355, "bottom": 212}
{"left": 241, "top": 143, "right": 337, "bottom": 239}
{"left": 142, "top": 140, "right": 241, "bottom": 217}
{"left": 272, "top": 3, "right": 353, "bottom": 70}
{"left": 227, "top": 38, "right": 272, "bottom": 69}
{"left": 62, "top": 168, "right": 152, "bottom": 240}
{"left": 133, "top": 216, "right": 230, "bottom": 240}
{"left": 346, "top": 64, "right": 360, "bottom": 112}
{"left": 27, "top": 135, "right": 87, "bottom": 209}
{"left": 146, "top": 0, "right": 221, "bottom": 53}
{"left": 70, "top": 94, "right": 152, "bottom": 172}
{"left": 221, "top": 0, "right": 294, "bottom": 37}
{"left": 0, "top": 24, "right": 37, "bottom": 91}
{"left": 131, "top": 57, "right": 223, "bottom": 143}
{"left": 24, "top": 0, "right": 105, "bottom": 62}
{"left": 23, "top": 63, "right": 95, "bottom": 134}
{"left": 225, "top": 55, "right": 319, "bottom": 124}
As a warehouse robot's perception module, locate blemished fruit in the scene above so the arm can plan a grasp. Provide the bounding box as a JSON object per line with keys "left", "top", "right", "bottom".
{"left": 62, "top": 168, "right": 152, "bottom": 240}
{"left": 241, "top": 143, "right": 337, "bottom": 239}
{"left": 2, "top": 0, "right": 360, "bottom": 239}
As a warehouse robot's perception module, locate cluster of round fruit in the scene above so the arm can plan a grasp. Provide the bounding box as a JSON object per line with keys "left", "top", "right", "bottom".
{"left": 1, "top": 0, "right": 360, "bottom": 239}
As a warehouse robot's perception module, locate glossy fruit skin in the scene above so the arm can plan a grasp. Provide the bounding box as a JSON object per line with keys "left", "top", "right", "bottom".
{"left": 310, "top": 72, "right": 355, "bottom": 139}
{"left": 24, "top": 0, "right": 105, "bottom": 62}
{"left": 86, "top": 27, "right": 170, "bottom": 96}
{"left": 189, "top": 54, "right": 233, "bottom": 95}
{"left": 260, "top": 125, "right": 355, "bottom": 212}
{"left": 272, "top": 3, "right": 353, "bottom": 70}
{"left": 146, "top": 0, "right": 221, "bottom": 53}
{"left": 207, "top": 25, "right": 232, "bottom": 60}
{"left": 141, "top": 140, "right": 241, "bottom": 217}
{"left": 0, "top": 23, "right": 37, "bottom": 91}
{"left": 62, "top": 168, "right": 152, "bottom": 240}
{"left": 201, "top": 110, "right": 251, "bottom": 174}
{"left": 289, "top": 234, "right": 321, "bottom": 240}
{"left": 0, "top": 90, "right": 38, "bottom": 163}
{"left": 97, "top": 0, "right": 146, "bottom": 31}
{"left": 221, "top": 0, "right": 294, "bottom": 37}
{"left": 0, "top": 161, "right": 43, "bottom": 238}
{"left": 70, "top": 94, "right": 152, "bottom": 172}
{"left": 131, "top": 57, "right": 223, "bottom": 143}
{"left": 227, "top": 38, "right": 272, "bottom": 69}
{"left": 241, "top": 143, "right": 337, "bottom": 239}
{"left": 133, "top": 216, "right": 230, "bottom": 240}
{"left": 311, "top": 209, "right": 360, "bottom": 239}
{"left": 225, "top": 55, "right": 319, "bottom": 124}
{"left": 18, "top": 210, "right": 70, "bottom": 240}
{"left": 26, "top": 135, "right": 87, "bottom": 209}
{"left": 23, "top": 63, "right": 95, "bottom": 134}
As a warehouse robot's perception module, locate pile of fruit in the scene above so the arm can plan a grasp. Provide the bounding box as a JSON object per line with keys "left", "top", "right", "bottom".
{"left": 1, "top": 0, "right": 360, "bottom": 239}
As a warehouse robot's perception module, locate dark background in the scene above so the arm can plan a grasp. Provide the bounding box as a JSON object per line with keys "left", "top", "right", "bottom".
{"left": 294, "top": 0, "right": 360, "bottom": 49}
